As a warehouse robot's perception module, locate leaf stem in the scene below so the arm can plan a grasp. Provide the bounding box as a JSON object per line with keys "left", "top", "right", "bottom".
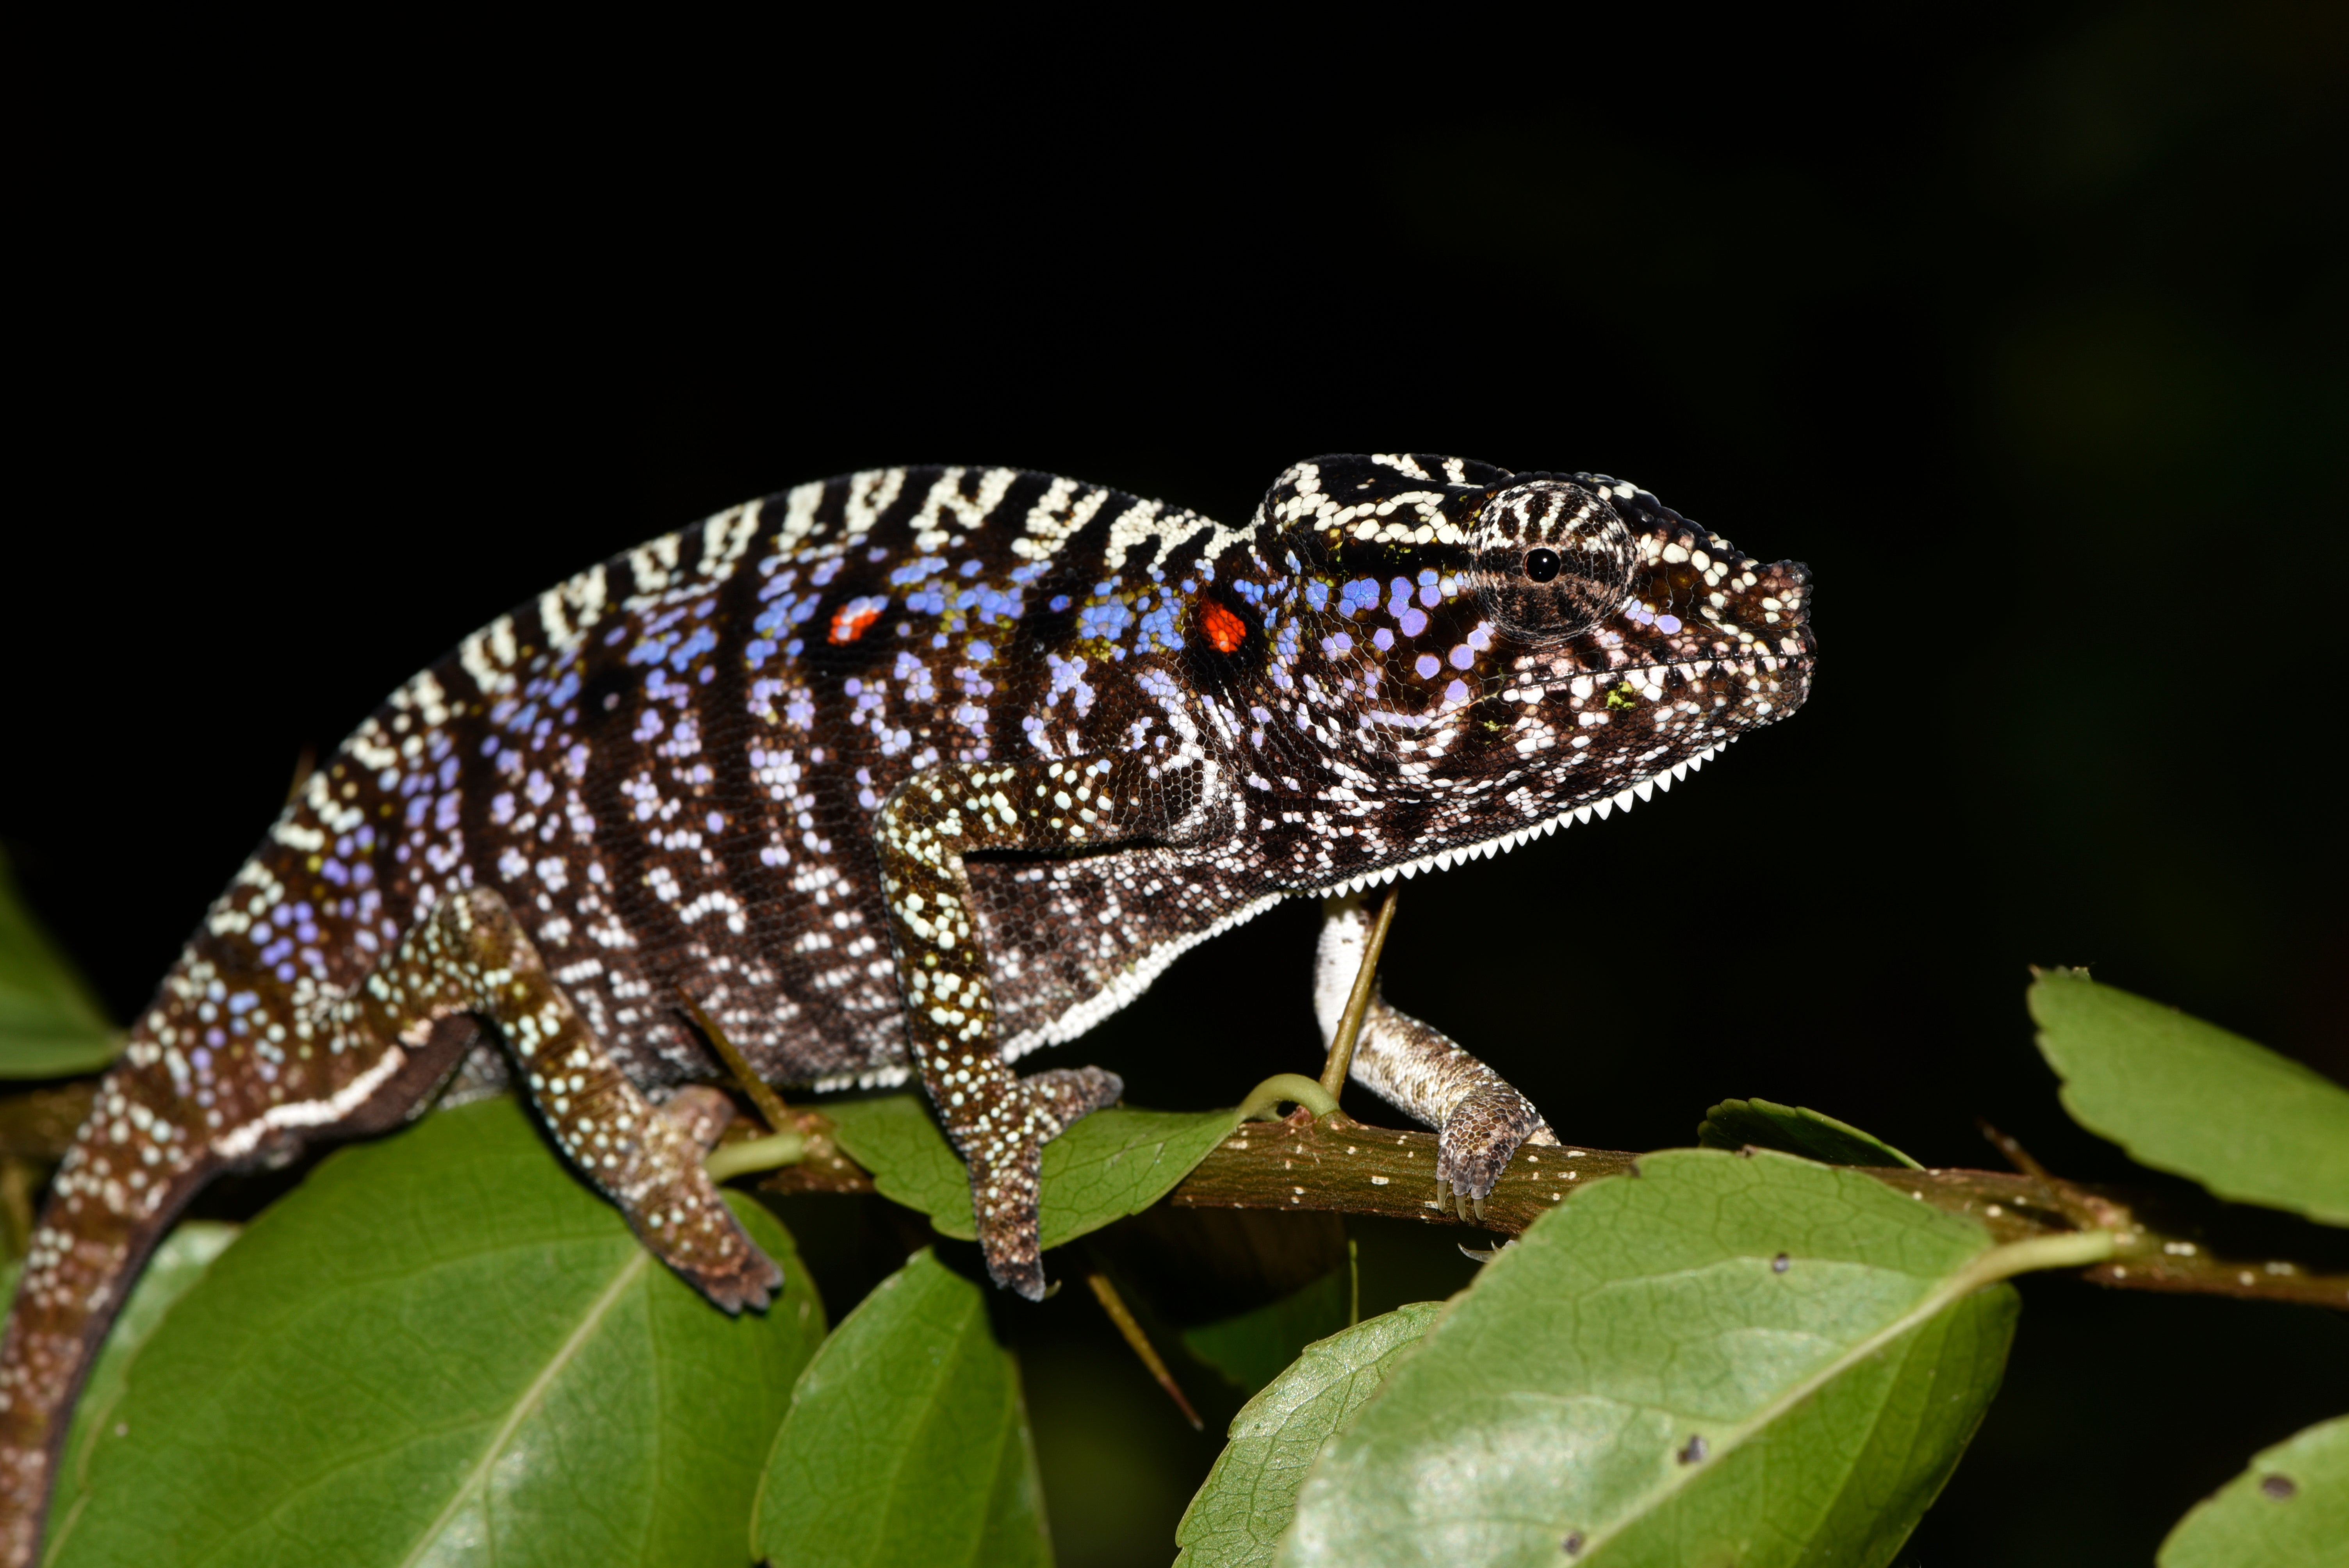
{"left": 1236, "top": 1074, "right": 1341, "bottom": 1123}
{"left": 704, "top": 1131, "right": 806, "bottom": 1182}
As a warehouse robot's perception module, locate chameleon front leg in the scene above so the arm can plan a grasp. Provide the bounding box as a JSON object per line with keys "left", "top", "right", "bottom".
{"left": 875, "top": 753, "right": 1224, "bottom": 1299}
{"left": 345, "top": 886, "right": 781, "bottom": 1311}
{"left": 1315, "top": 894, "right": 1560, "bottom": 1218}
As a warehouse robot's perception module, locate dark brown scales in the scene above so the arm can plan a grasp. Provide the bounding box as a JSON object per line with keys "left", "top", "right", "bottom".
{"left": 0, "top": 456, "right": 1814, "bottom": 1560}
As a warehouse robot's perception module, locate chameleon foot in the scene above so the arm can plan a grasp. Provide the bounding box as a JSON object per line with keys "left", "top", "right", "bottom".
{"left": 963, "top": 1066, "right": 1122, "bottom": 1301}
{"left": 1434, "top": 1087, "right": 1558, "bottom": 1221}
{"left": 1316, "top": 894, "right": 1563, "bottom": 1224}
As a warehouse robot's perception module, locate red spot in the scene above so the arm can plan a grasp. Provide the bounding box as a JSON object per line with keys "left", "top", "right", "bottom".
{"left": 829, "top": 598, "right": 883, "bottom": 645}
{"left": 1200, "top": 598, "right": 1246, "bottom": 654}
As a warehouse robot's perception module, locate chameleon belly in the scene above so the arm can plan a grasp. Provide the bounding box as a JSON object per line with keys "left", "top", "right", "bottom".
{"left": 0, "top": 454, "right": 1813, "bottom": 1560}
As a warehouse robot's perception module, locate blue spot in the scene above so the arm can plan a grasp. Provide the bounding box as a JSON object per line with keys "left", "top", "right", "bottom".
{"left": 1079, "top": 600, "right": 1132, "bottom": 641}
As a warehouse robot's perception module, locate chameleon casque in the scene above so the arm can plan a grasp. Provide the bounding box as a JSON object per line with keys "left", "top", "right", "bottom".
{"left": 0, "top": 454, "right": 1812, "bottom": 1554}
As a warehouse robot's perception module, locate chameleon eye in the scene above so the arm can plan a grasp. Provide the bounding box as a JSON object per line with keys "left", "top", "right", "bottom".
{"left": 1466, "top": 479, "right": 1635, "bottom": 640}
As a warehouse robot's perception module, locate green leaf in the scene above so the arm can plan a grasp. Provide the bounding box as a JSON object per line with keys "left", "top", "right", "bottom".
{"left": 2031, "top": 969, "right": 2349, "bottom": 1226}
{"left": 2159, "top": 1415, "right": 2349, "bottom": 1567}
{"left": 1280, "top": 1149, "right": 2081, "bottom": 1568}
{"left": 1182, "top": 1266, "right": 1353, "bottom": 1395}
{"left": 0, "top": 847, "right": 120, "bottom": 1079}
{"left": 45, "top": 1097, "right": 825, "bottom": 1568}
{"left": 822, "top": 1091, "right": 971, "bottom": 1224}
{"left": 1697, "top": 1098, "right": 1922, "bottom": 1168}
{"left": 1174, "top": 1303, "right": 1441, "bottom": 1568}
{"left": 48, "top": 1219, "right": 240, "bottom": 1534}
{"left": 826, "top": 1094, "right": 1242, "bottom": 1250}
{"left": 752, "top": 1248, "right": 1050, "bottom": 1568}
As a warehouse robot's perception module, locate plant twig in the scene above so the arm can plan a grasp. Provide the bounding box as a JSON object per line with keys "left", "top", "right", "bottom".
{"left": 1084, "top": 1267, "right": 1203, "bottom": 1429}
{"left": 1977, "top": 1118, "right": 2052, "bottom": 1181}
{"left": 1319, "top": 888, "right": 1398, "bottom": 1101}
{"left": 677, "top": 985, "right": 795, "bottom": 1136}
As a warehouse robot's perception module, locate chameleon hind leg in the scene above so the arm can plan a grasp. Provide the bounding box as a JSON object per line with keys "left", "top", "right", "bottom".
{"left": 874, "top": 754, "right": 1227, "bottom": 1299}
{"left": 342, "top": 886, "right": 780, "bottom": 1311}
{"left": 1315, "top": 894, "right": 1559, "bottom": 1218}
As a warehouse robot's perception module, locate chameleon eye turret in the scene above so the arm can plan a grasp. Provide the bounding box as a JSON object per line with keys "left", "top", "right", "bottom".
{"left": 0, "top": 453, "right": 1811, "bottom": 1563}
{"left": 1467, "top": 478, "right": 1638, "bottom": 640}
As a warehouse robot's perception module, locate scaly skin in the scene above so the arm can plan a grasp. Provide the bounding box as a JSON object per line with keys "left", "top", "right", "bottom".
{"left": 0, "top": 455, "right": 1813, "bottom": 1557}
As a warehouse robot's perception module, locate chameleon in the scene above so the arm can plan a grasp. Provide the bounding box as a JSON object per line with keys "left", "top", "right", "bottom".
{"left": 0, "top": 453, "right": 1812, "bottom": 1555}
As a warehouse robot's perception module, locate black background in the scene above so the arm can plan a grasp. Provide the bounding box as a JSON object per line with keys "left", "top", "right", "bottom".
{"left": 8, "top": 6, "right": 2345, "bottom": 1563}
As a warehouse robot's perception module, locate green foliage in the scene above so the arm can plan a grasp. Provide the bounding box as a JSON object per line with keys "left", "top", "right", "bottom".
{"left": 2159, "top": 1415, "right": 2349, "bottom": 1567}
{"left": 2032, "top": 969, "right": 2349, "bottom": 1226}
{"left": 44, "top": 1099, "right": 824, "bottom": 1568}
{"left": 826, "top": 1092, "right": 1244, "bottom": 1249}
{"left": 1696, "top": 1096, "right": 1922, "bottom": 1168}
{"left": 0, "top": 848, "right": 119, "bottom": 1079}
{"left": 1278, "top": 1151, "right": 2026, "bottom": 1568}
{"left": 1175, "top": 1303, "right": 1440, "bottom": 1568}
{"left": 1181, "top": 1265, "right": 1353, "bottom": 1395}
{"left": 7, "top": 968, "right": 2342, "bottom": 1565}
{"left": 753, "top": 1248, "right": 1050, "bottom": 1567}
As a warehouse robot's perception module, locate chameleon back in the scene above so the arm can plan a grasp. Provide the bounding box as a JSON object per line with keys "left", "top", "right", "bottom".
{"left": 1, "top": 456, "right": 1812, "bottom": 1559}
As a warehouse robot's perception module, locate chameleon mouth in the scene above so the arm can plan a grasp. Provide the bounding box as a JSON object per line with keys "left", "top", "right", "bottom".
{"left": 1309, "top": 740, "right": 1734, "bottom": 900}
{"left": 1544, "top": 645, "right": 1810, "bottom": 688}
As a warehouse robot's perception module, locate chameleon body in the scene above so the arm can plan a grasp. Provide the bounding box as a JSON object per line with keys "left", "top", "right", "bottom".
{"left": 0, "top": 455, "right": 1813, "bottom": 1555}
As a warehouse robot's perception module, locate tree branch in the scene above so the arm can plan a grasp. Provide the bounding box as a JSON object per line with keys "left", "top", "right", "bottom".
{"left": 759, "top": 1103, "right": 2348, "bottom": 1309}
{"left": 9, "top": 1081, "right": 2343, "bottom": 1309}
{"left": 1160, "top": 1108, "right": 2349, "bottom": 1308}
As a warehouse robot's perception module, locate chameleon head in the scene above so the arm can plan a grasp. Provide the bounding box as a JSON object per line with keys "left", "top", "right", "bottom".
{"left": 1241, "top": 454, "right": 1814, "bottom": 878}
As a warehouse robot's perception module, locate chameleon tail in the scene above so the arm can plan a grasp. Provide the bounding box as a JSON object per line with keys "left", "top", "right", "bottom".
{"left": 0, "top": 1060, "right": 223, "bottom": 1566}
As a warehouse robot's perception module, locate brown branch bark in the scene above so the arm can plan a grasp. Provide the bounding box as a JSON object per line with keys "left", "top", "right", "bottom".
{"left": 1160, "top": 1108, "right": 2349, "bottom": 1308}
{"left": 9, "top": 1082, "right": 2344, "bottom": 1309}
{"left": 758, "top": 1104, "right": 2349, "bottom": 1309}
